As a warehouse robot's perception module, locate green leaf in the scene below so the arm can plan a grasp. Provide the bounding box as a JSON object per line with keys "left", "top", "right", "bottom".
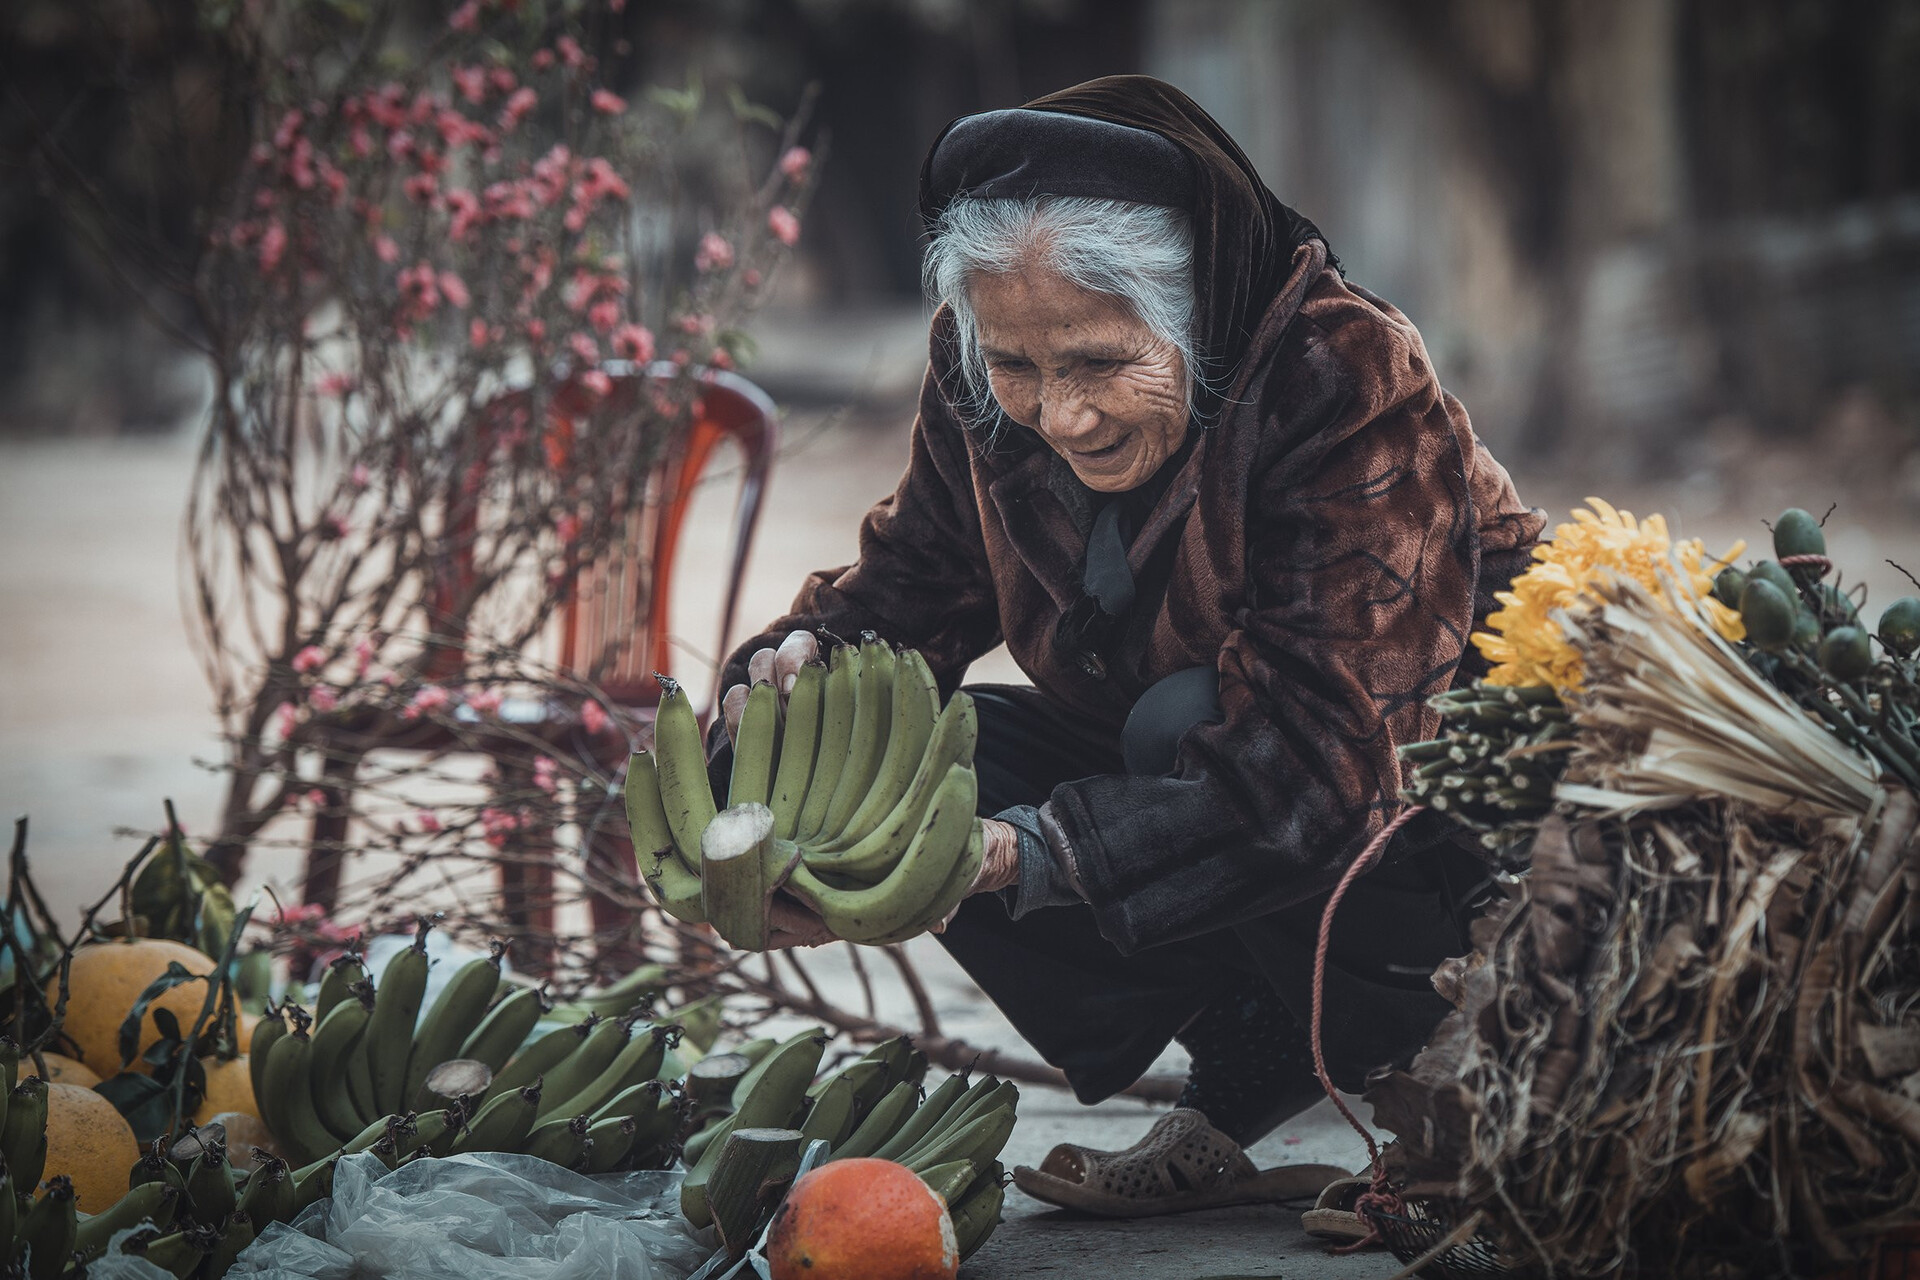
{"left": 117, "top": 963, "right": 208, "bottom": 1070}
{"left": 195, "top": 882, "right": 238, "bottom": 963}
{"left": 94, "top": 1072, "right": 178, "bottom": 1145}
{"left": 725, "top": 86, "right": 783, "bottom": 132}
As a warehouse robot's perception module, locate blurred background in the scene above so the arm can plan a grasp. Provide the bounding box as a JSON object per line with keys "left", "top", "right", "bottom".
{"left": 4, "top": 0, "right": 1920, "bottom": 906}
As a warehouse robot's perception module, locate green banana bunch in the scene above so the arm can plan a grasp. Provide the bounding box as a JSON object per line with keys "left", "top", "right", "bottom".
{"left": 248, "top": 1003, "right": 286, "bottom": 1118}
{"left": 261, "top": 1005, "right": 338, "bottom": 1164}
{"left": 583, "top": 1116, "right": 638, "bottom": 1174}
{"left": 628, "top": 749, "right": 707, "bottom": 924}
{"left": 363, "top": 918, "right": 434, "bottom": 1116}
{"left": 801, "top": 689, "right": 977, "bottom": 879}
{"left": 823, "top": 1079, "right": 917, "bottom": 1161}
{"left": 870, "top": 1070, "right": 970, "bottom": 1161}
{"left": 948, "top": 1161, "right": 1006, "bottom": 1261}
{"left": 234, "top": 1154, "right": 294, "bottom": 1232}
{"left": 453, "top": 1082, "right": 543, "bottom": 1154}
{"left": 74, "top": 1180, "right": 182, "bottom": 1263}
{"left": 2, "top": 1075, "right": 48, "bottom": 1191}
{"left": 531, "top": 1016, "right": 632, "bottom": 1122}
{"left": 19, "top": 1174, "right": 74, "bottom": 1280}
{"left": 308, "top": 984, "right": 375, "bottom": 1139}
{"left": 542, "top": 1023, "right": 672, "bottom": 1122}
{"left": 483, "top": 1018, "right": 594, "bottom": 1103}
{"left": 403, "top": 943, "right": 503, "bottom": 1104}
{"left": 828, "top": 649, "right": 940, "bottom": 850}
{"left": 184, "top": 1139, "right": 238, "bottom": 1224}
{"left": 314, "top": 949, "right": 368, "bottom": 1022}
{"left": 459, "top": 983, "right": 549, "bottom": 1073}
{"left": 523, "top": 1114, "right": 593, "bottom": 1170}
{"left": 681, "top": 1032, "right": 825, "bottom": 1228}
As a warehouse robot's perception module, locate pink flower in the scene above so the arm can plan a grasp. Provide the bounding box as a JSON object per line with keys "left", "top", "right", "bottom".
{"left": 387, "top": 129, "right": 414, "bottom": 161}
{"left": 531, "top": 48, "right": 555, "bottom": 70}
{"left": 444, "top": 187, "right": 481, "bottom": 240}
{"left": 588, "top": 300, "right": 620, "bottom": 333}
{"left": 321, "top": 512, "right": 351, "bottom": 539}
{"left": 402, "top": 684, "right": 452, "bottom": 720}
{"left": 743, "top": 268, "right": 763, "bottom": 288}
{"left": 466, "top": 686, "right": 503, "bottom": 715}
{"left": 274, "top": 109, "right": 305, "bottom": 150}
{"left": 611, "top": 323, "right": 654, "bottom": 362}
{"left": 579, "top": 369, "right": 613, "bottom": 396}
{"left": 274, "top": 702, "right": 298, "bottom": 738}
{"left": 568, "top": 331, "right": 598, "bottom": 363}
{"left": 563, "top": 203, "right": 588, "bottom": 233}
{"left": 557, "top": 35, "right": 586, "bottom": 68}
{"left": 708, "top": 346, "right": 734, "bottom": 371}
{"left": 768, "top": 205, "right": 801, "bottom": 246}
{"left": 403, "top": 172, "right": 438, "bottom": 203}
{"left": 532, "top": 756, "right": 559, "bottom": 794}
{"left": 452, "top": 65, "right": 488, "bottom": 104}
{"left": 499, "top": 87, "right": 538, "bottom": 131}
{"left": 398, "top": 262, "right": 441, "bottom": 317}
{"left": 489, "top": 67, "right": 517, "bottom": 94}
{"left": 590, "top": 89, "right": 626, "bottom": 115}
{"left": 779, "top": 146, "right": 811, "bottom": 181}
{"left": 350, "top": 125, "right": 374, "bottom": 158}
{"left": 469, "top": 319, "right": 491, "bottom": 348}
{"left": 292, "top": 645, "right": 329, "bottom": 674}
{"left": 259, "top": 220, "right": 288, "bottom": 272}
{"left": 354, "top": 635, "right": 377, "bottom": 675}
{"left": 439, "top": 271, "right": 471, "bottom": 309}
{"left": 480, "top": 806, "right": 520, "bottom": 848}
{"left": 525, "top": 318, "right": 547, "bottom": 343}
{"left": 350, "top": 463, "right": 371, "bottom": 489}
{"left": 448, "top": 0, "right": 479, "bottom": 31}
{"left": 306, "top": 788, "right": 327, "bottom": 809}
{"left": 309, "top": 685, "right": 339, "bottom": 713}
{"left": 580, "top": 699, "right": 609, "bottom": 735}
{"left": 555, "top": 512, "right": 581, "bottom": 544}
{"left": 373, "top": 234, "right": 400, "bottom": 264}
{"left": 415, "top": 808, "right": 443, "bottom": 834}
{"left": 695, "top": 231, "right": 734, "bottom": 272}
{"left": 676, "top": 312, "right": 714, "bottom": 337}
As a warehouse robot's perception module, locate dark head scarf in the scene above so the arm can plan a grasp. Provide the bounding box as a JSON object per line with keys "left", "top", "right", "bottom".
{"left": 919, "top": 74, "right": 1335, "bottom": 417}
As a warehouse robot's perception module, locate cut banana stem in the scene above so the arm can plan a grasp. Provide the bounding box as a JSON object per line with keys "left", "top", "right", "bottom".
{"left": 700, "top": 803, "right": 792, "bottom": 950}
{"left": 708, "top": 1127, "right": 804, "bottom": 1257}
{"left": 686, "top": 1052, "right": 753, "bottom": 1112}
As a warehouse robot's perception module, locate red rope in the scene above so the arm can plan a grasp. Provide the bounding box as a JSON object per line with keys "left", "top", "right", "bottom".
{"left": 1309, "top": 803, "right": 1426, "bottom": 1252}
{"left": 1777, "top": 553, "right": 1832, "bottom": 575}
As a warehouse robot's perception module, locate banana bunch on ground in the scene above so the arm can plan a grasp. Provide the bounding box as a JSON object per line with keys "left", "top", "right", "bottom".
{"left": 627, "top": 636, "right": 985, "bottom": 949}
{"left": 1398, "top": 681, "right": 1573, "bottom": 870}
{"left": 251, "top": 920, "right": 682, "bottom": 1174}
{"left": 680, "top": 1032, "right": 1014, "bottom": 1262}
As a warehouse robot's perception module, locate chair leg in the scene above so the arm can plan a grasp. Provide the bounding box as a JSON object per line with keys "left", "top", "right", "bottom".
{"left": 303, "top": 751, "right": 359, "bottom": 913}
{"left": 584, "top": 817, "right": 648, "bottom": 975}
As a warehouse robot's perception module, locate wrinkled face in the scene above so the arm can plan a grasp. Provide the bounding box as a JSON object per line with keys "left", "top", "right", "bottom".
{"left": 971, "top": 267, "right": 1188, "bottom": 493}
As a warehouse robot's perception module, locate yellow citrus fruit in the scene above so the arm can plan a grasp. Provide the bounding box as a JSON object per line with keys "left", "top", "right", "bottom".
{"left": 51, "top": 938, "right": 219, "bottom": 1076}
{"left": 44, "top": 1082, "right": 141, "bottom": 1213}
{"left": 27, "top": 1052, "right": 100, "bottom": 1088}
{"left": 768, "top": 1158, "right": 958, "bottom": 1280}
{"left": 193, "top": 1054, "right": 258, "bottom": 1125}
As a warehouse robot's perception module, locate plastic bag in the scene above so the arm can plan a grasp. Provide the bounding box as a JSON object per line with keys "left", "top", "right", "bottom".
{"left": 226, "top": 1153, "right": 711, "bottom": 1280}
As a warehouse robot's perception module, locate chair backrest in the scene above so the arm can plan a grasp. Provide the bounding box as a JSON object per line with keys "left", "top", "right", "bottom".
{"left": 554, "top": 362, "right": 778, "bottom": 709}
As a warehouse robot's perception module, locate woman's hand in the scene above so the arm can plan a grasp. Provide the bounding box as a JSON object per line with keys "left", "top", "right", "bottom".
{"left": 720, "top": 630, "right": 819, "bottom": 743}
{"left": 766, "top": 894, "right": 836, "bottom": 948}
{"left": 930, "top": 817, "right": 1020, "bottom": 933}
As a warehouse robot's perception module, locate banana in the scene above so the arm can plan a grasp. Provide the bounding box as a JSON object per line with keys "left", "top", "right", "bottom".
{"left": 531, "top": 1015, "right": 630, "bottom": 1121}
{"left": 404, "top": 943, "right": 503, "bottom": 1103}
{"left": 627, "top": 750, "right": 708, "bottom": 924}
{"left": 74, "top": 1182, "right": 181, "bottom": 1262}
{"left": 396, "top": 1106, "right": 463, "bottom": 1159}
{"left": 683, "top": 1032, "right": 826, "bottom": 1227}
{"left": 248, "top": 1004, "right": 286, "bottom": 1113}
{"left": 289, "top": 1153, "right": 339, "bottom": 1213}
{"left": 584, "top": 1116, "right": 639, "bottom": 1173}
{"left": 902, "top": 1095, "right": 1017, "bottom": 1176}
{"left": 652, "top": 676, "right": 718, "bottom": 867}
{"left": 949, "top": 1165, "right": 1005, "bottom": 1261}
{"left": 0, "top": 1161, "right": 13, "bottom": 1258}
{"left": 796, "top": 1064, "right": 866, "bottom": 1151}
{"left": 261, "top": 1011, "right": 337, "bottom": 1165}
{"left": 203, "top": 1211, "right": 257, "bottom": 1278}
{"left": 820, "top": 636, "right": 895, "bottom": 838}
{"left": 915, "top": 1158, "right": 979, "bottom": 1207}
{"left": 125, "top": 1224, "right": 215, "bottom": 1278}
{"left": 564, "top": 963, "right": 669, "bottom": 1019}
{"left": 185, "top": 1141, "right": 238, "bottom": 1223}
{"left": 794, "top": 644, "right": 858, "bottom": 841}
{"left": 544, "top": 1023, "right": 672, "bottom": 1121}
{"left": 2, "top": 1074, "right": 49, "bottom": 1190}
{"left": 681, "top": 1112, "right": 735, "bottom": 1175}
{"left": 459, "top": 983, "right": 549, "bottom": 1074}
{"left": 802, "top": 691, "right": 977, "bottom": 880}
{"left": 483, "top": 1018, "right": 594, "bottom": 1103}
{"left": 731, "top": 1028, "right": 830, "bottom": 1110}
{"left": 871, "top": 1071, "right": 971, "bottom": 1162}
{"left": 366, "top": 917, "right": 433, "bottom": 1115}
{"left": 591, "top": 1078, "right": 668, "bottom": 1125}
{"left": 345, "top": 993, "right": 380, "bottom": 1124}
{"left": 453, "top": 1081, "right": 543, "bottom": 1153}
{"left": 314, "top": 950, "right": 368, "bottom": 1023}
{"left": 889, "top": 1073, "right": 997, "bottom": 1164}
{"left": 834, "top": 649, "right": 941, "bottom": 848}
{"left": 768, "top": 661, "right": 827, "bottom": 839}
{"left": 728, "top": 680, "right": 783, "bottom": 807}
{"left": 130, "top": 1139, "right": 187, "bottom": 1194}
{"left": 864, "top": 816, "right": 984, "bottom": 946}
{"left": 308, "top": 988, "right": 374, "bottom": 1141}
{"left": 19, "top": 1173, "right": 75, "bottom": 1280}
{"left": 234, "top": 1154, "right": 294, "bottom": 1232}
{"left": 733, "top": 1036, "right": 777, "bottom": 1066}
{"left": 825, "top": 1078, "right": 918, "bottom": 1161}
{"left": 786, "top": 766, "right": 979, "bottom": 944}
{"left": 523, "top": 1114, "right": 593, "bottom": 1170}
{"left": 339, "top": 1113, "right": 401, "bottom": 1156}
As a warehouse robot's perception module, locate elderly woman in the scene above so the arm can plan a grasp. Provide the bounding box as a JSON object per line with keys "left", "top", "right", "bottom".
{"left": 716, "top": 76, "right": 1544, "bottom": 1217}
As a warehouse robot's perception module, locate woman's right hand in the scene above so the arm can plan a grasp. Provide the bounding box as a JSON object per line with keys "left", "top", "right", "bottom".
{"left": 719, "top": 629, "right": 820, "bottom": 743}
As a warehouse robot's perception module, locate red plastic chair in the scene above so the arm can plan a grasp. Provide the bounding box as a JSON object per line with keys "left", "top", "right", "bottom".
{"left": 304, "top": 364, "right": 777, "bottom": 960}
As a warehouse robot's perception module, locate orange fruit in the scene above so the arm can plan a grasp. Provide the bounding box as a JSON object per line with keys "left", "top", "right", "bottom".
{"left": 43, "top": 1082, "right": 141, "bottom": 1213}
{"left": 26, "top": 1052, "right": 99, "bottom": 1088}
{"left": 768, "top": 1158, "right": 958, "bottom": 1280}
{"left": 50, "top": 939, "right": 219, "bottom": 1076}
{"left": 193, "top": 1053, "right": 258, "bottom": 1125}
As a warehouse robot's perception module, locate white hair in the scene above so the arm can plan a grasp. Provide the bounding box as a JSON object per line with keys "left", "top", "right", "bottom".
{"left": 921, "top": 195, "right": 1202, "bottom": 431}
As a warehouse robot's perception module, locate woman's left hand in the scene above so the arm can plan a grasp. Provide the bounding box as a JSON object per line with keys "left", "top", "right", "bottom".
{"left": 932, "top": 818, "right": 1020, "bottom": 932}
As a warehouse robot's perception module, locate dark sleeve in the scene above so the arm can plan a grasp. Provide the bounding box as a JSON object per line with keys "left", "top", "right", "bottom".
{"left": 1041, "top": 341, "right": 1485, "bottom": 953}
{"left": 719, "top": 325, "right": 1004, "bottom": 698}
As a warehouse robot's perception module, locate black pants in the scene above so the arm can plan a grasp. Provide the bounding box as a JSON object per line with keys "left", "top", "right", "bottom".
{"left": 937, "top": 685, "right": 1489, "bottom": 1146}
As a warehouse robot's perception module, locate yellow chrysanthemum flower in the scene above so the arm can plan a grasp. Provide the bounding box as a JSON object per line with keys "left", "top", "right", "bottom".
{"left": 1470, "top": 498, "right": 1745, "bottom": 692}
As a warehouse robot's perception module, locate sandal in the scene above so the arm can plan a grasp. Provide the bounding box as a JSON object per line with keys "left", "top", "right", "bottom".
{"left": 1299, "top": 1175, "right": 1379, "bottom": 1244}
{"left": 1010, "top": 1108, "right": 1349, "bottom": 1219}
